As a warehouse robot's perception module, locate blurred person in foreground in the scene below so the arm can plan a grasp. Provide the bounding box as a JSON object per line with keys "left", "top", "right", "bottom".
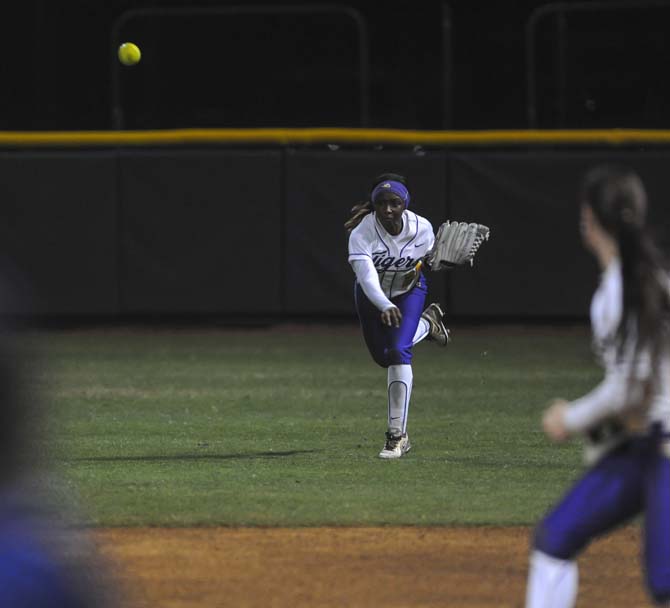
{"left": 0, "top": 274, "right": 119, "bottom": 607}
{"left": 525, "top": 166, "right": 670, "bottom": 607}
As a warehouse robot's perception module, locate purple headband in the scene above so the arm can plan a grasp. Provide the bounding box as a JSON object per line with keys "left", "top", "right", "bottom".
{"left": 371, "top": 180, "right": 411, "bottom": 207}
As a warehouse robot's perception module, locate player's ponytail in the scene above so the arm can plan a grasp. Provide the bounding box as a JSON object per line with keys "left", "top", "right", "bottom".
{"left": 581, "top": 165, "right": 670, "bottom": 367}
{"left": 344, "top": 172, "right": 408, "bottom": 233}
{"left": 344, "top": 200, "right": 374, "bottom": 233}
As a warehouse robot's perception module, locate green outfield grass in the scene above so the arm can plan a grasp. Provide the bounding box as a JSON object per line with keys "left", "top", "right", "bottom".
{"left": 29, "top": 324, "right": 599, "bottom": 527}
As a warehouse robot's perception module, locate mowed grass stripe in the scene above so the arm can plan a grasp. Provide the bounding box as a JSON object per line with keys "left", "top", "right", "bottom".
{"left": 27, "top": 325, "right": 597, "bottom": 526}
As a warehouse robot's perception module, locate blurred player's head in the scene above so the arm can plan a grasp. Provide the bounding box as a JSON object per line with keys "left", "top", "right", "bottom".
{"left": 580, "top": 165, "right": 647, "bottom": 241}
{"left": 580, "top": 164, "right": 670, "bottom": 361}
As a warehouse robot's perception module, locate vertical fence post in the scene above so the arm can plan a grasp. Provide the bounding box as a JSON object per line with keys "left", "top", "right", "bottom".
{"left": 442, "top": 2, "right": 453, "bottom": 129}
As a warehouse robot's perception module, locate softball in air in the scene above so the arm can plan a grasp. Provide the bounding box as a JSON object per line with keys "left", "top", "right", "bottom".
{"left": 118, "top": 42, "right": 141, "bottom": 66}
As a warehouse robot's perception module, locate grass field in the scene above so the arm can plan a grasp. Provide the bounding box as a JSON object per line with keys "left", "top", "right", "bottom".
{"left": 29, "top": 323, "right": 599, "bottom": 528}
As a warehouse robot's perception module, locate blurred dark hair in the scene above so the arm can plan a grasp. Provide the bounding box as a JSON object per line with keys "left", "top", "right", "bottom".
{"left": 581, "top": 165, "right": 670, "bottom": 371}
{"left": 344, "top": 172, "right": 408, "bottom": 233}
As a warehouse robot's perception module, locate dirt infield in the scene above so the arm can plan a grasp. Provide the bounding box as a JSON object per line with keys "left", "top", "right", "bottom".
{"left": 95, "top": 525, "right": 650, "bottom": 607}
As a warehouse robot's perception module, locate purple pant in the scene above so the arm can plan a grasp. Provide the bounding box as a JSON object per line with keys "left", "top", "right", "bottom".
{"left": 533, "top": 426, "right": 670, "bottom": 603}
{"left": 354, "top": 278, "right": 428, "bottom": 368}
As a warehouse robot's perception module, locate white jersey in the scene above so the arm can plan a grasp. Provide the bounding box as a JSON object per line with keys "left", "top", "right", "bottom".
{"left": 348, "top": 210, "right": 435, "bottom": 300}
{"left": 564, "top": 259, "right": 670, "bottom": 435}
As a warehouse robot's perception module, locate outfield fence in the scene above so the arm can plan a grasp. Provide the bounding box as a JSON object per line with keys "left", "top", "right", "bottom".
{"left": 2, "top": 128, "right": 670, "bottom": 147}
{"left": 2, "top": 129, "right": 670, "bottom": 319}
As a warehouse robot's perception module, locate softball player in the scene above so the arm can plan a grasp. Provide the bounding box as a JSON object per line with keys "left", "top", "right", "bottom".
{"left": 346, "top": 173, "right": 449, "bottom": 459}
{"left": 525, "top": 166, "right": 670, "bottom": 607}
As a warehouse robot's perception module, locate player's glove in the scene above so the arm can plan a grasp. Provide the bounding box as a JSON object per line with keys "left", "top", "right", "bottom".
{"left": 427, "top": 221, "right": 491, "bottom": 270}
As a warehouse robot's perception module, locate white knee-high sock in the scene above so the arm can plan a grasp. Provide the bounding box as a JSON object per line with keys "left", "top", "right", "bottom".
{"left": 412, "top": 318, "right": 430, "bottom": 345}
{"left": 387, "top": 364, "right": 413, "bottom": 435}
{"left": 525, "top": 550, "right": 578, "bottom": 608}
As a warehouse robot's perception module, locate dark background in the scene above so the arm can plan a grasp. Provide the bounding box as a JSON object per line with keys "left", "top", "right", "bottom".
{"left": 2, "top": 1, "right": 670, "bottom": 321}
{"left": 4, "top": 0, "right": 670, "bottom": 130}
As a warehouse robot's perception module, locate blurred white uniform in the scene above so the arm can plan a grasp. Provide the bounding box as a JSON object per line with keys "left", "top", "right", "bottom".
{"left": 563, "top": 258, "right": 670, "bottom": 439}
{"left": 526, "top": 257, "right": 670, "bottom": 608}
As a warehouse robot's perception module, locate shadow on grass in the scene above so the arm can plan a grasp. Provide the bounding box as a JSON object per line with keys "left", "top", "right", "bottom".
{"left": 66, "top": 449, "right": 320, "bottom": 463}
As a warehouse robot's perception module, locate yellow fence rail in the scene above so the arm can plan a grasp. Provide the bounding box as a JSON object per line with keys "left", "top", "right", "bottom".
{"left": 1, "top": 128, "right": 670, "bottom": 147}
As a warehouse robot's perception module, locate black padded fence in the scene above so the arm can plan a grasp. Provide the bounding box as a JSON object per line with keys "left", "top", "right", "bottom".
{"left": 2, "top": 148, "right": 670, "bottom": 319}
{"left": 449, "top": 151, "right": 670, "bottom": 317}
{"left": 117, "top": 149, "right": 282, "bottom": 315}
{"left": 0, "top": 151, "right": 119, "bottom": 315}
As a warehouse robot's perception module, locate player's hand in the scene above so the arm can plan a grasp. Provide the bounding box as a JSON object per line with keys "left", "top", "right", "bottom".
{"left": 542, "top": 399, "right": 571, "bottom": 442}
{"left": 381, "top": 306, "right": 402, "bottom": 328}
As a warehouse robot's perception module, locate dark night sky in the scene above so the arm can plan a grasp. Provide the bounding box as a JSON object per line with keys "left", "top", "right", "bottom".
{"left": 2, "top": 0, "right": 670, "bottom": 130}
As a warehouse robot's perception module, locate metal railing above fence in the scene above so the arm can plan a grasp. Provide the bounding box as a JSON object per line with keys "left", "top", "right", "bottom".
{"left": 111, "top": 5, "right": 371, "bottom": 130}
{"left": 3, "top": 128, "right": 670, "bottom": 148}
{"left": 526, "top": 0, "right": 670, "bottom": 128}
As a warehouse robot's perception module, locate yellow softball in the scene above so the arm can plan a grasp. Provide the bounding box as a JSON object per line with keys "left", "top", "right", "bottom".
{"left": 118, "top": 42, "right": 141, "bottom": 66}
